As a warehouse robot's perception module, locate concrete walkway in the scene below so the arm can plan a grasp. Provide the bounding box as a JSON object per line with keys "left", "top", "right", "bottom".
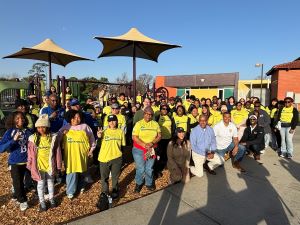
{"left": 68, "top": 133, "right": 300, "bottom": 225}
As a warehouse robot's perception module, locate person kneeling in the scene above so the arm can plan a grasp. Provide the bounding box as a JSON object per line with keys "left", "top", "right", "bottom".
{"left": 167, "top": 127, "right": 191, "bottom": 184}
{"left": 240, "top": 115, "right": 264, "bottom": 162}
{"left": 97, "top": 115, "right": 125, "bottom": 199}
{"left": 190, "top": 115, "right": 223, "bottom": 177}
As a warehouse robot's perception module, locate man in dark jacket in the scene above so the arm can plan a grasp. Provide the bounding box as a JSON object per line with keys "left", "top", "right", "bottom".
{"left": 240, "top": 115, "right": 265, "bottom": 161}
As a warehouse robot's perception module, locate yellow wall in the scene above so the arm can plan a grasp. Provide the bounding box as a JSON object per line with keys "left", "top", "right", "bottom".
{"left": 238, "top": 80, "right": 269, "bottom": 100}
{"left": 190, "top": 89, "right": 218, "bottom": 99}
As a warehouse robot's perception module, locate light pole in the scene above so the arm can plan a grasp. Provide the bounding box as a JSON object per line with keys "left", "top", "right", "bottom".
{"left": 255, "top": 63, "right": 264, "bottom": 101}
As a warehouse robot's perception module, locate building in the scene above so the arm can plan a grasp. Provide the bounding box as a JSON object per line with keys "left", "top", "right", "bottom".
{"left": 266, "top": 58, "right": 300, "bottom": 109}
{"left": 155, "top": 72, "right": 239, "bottom": 100}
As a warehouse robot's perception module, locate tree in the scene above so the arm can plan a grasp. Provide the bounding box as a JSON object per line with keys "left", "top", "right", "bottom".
{"left": 115, "top": 72, "right": 129, "bottom": 84}
{"left": 136, "top": 73, "right": 153, "bottom": 94}
{"left": 27, "top": 63, "right": 48, "bottom": 80}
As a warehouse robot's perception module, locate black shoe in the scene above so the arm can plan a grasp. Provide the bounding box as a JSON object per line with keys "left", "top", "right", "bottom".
{"left": 146, "top": 184, "right": 156, "bottom": 191}
{"left": 49, "top": 198, "right": 57, "bottom": 208}
{"left": 111, "top": 189, "right": 119, "bottom": 199}
{"left": 39, "top": 202, "right": 47, "bottom": 212}
{"left": 203, "top": 161, "right": 217, "bottom": 175}
{"left": 134, "top": 184, "right": 143, "bottom": 193}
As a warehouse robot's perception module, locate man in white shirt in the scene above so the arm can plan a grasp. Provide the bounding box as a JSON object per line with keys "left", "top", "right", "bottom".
{"left": 213, "top": 112, "right": 246, "bottom": 172}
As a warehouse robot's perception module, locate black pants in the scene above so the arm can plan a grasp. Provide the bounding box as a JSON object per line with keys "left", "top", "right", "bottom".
{"left": 99, "top": 157, "right": 122, "bottom": 193}
{"left": 248, "top": 144, "right": 263, "bottom": 155}
{"left": 10, "top": 164, "right": 28, "bottom": 203}
{"left": 154, "top": 139, "right": 170, "bottom": 174}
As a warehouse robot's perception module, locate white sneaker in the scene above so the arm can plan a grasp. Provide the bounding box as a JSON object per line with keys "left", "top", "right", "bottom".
{"left": 67, "top": 194, "right": 74, "bottom": 199}
{"left": 279, "top": 154, "right": 285, "bottom": 158}
{"left": 260, "top": 150, "right": 265, "bottom": 154}
{"left": 80, "top": 188, "right": 85, "bottom": 194}
{"left": 20, "top": 202, "right": 28, "bottom": 211}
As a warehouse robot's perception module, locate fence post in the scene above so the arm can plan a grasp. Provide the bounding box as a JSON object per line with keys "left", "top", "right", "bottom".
{"left": 61, "top": 76, "right": 66, "bottom": 108}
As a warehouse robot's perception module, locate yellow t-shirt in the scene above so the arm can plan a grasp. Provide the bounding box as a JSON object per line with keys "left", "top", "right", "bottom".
{"left": 98, "top": 128, "right": 125, "bottom": 163}
{"left": 270, "top": 108, "right": 277, "bottom": 119}
{"left": 103, "top": 106, "right": 112, "bottom": 115}
{"left": 280, "top": 106, "right": 294, "bottom": 123}
{"left": 103, "top": 113, "right": 126, "bottom": 130}
{"left": 37, "top": 136, "right": 51, "bottom": 172}
{"left": 198, "top": 107, "right": 202, "bottom": 115}
{"left": 132, "top": 120, "right": 161, "bottom": 143}
{"left": 231, "top": 109, "right": 248, "bottom": 125}
{"left": 63, "top": 129, "right": 90, "bottom": 174}
{"left": 31, "top": 104, "right": 40, "bottom": 117}
{"left": 158, "top": 115, "right": 172, "bottom": 139}
{"left": 173, "top": 115, "right": 189, "bottom": 132}
{"left": 183, "top": 101, "right": 191, "bottom": 111}
{"left": 169, "top": 104, "right": 175, "bottom": 110}
{"left": 209, "top": 110, "right": 222, "bottom": 127}
{"left": 188, "top": 114, "right": 198, "bottom": 125}
{"left": 118, "top": 99, "right": 128, "bottom": 106}
{"left": 136, "top": 96, "right": 142, "bottom": 104}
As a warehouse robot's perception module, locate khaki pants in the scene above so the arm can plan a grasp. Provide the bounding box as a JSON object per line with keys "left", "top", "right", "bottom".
{"left": 190, "top": 151, "right": 224, "bottom": 177}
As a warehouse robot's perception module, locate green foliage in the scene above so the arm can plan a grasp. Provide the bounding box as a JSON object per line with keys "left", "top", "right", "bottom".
{"left": 80, "top": 76, "right": 109, "bottom": 96}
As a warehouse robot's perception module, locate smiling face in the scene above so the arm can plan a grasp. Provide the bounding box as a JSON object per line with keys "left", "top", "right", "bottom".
{"left": 71, "top": 113, "right": 81, "bottom": 126}
{"left": 14, "top": 113, "right": 25, "bottom": 129}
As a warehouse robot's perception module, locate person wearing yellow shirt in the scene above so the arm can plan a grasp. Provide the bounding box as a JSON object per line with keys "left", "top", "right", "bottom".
{"left": 97, "top": 115, "right": 125, "bottom": 199}
{"left": 118, "top": 93, "right": 128, "bottom": 106}
{"left": 193, "top": 99, "right": 202, "bottom": 115}
{"left": 209, "top": 103, "right": 222, "bottom": 127}
{"left": 132, "top": 106, "right": 161, "bottom": 193}
{"left": 103, "top": 103, "right": 126, "bottom": 133}
{"left": 245, "top": 101, "right": 254, "bottom": 113}
{"left": 172, "top": 105, "right": 191, "bottom": 138}
{"left": 155, "top": 104, "right": 173, "bottom": 177}
{"left": 27, "top": 114, "right": 62, "bottom": 211}
{"left": 58, "top": 110, "right": 96, "bottom": 199}
{"left": 188, "top": 106, "right": 199, "bottom": 130}
{"left": 136, "top": 91, "right": 142, "bottom": 104}
{"left": 277, "top": 97, "right": 299, "bottom": 159}
{"left": 231, "top": 102, "right": 249, "bottom": 140}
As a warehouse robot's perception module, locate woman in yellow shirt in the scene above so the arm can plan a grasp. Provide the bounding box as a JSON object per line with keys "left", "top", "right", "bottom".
{"left": 97, "top": 115, "right": 125, "bottom": 199}
{"left": 172, "top": 105, "right": 191, "bottom": 137}
{"left": 132, "top": 106, "right": 161, "bottom": 193}
{"left": 209, "top": 103, "right": 222, "bottom": 127}
{"left": 231, "top": 102, "right": 248, "bottom": 140}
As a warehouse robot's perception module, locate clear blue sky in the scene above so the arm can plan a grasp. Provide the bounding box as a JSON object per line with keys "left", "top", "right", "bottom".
{"left": 1, "top": 0, "right": 300, "bottom": 82}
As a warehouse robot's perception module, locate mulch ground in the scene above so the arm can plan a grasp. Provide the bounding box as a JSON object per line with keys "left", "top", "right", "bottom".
{"left": 0, "top": 149, "right": 170, "bottom": 225}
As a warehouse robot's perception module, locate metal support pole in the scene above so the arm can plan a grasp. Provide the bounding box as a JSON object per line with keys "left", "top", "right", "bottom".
{"left": 62, "top": 76, "right": 66, "bottom": 108}
{"left": 48, "top": 53, "right": 52, "bottom": 88}
{"left": 133, "top": 43, "right": 136, "bottom": 105}
{"left": 260, "top": 64, "right": 264, "bottom": 102}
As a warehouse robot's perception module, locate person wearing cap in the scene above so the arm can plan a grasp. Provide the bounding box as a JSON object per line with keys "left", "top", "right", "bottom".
{"left": 27, "top": 114, "right": 62, "bottom": 211}
{"left": 97, "top": 114, "right": 125, "bottom": 199}
{"left": 132, "top": 106, "right": 161, "bottom": 193}
{"left": 275, "top": 97, "right": 299, "bottom": 158}
{"left": 240, "top": 115, "right": 265, "bottom": 162}
{"left": 103, "top": 103, "right": 126, "bottom": 133}
{"left": 41, "top": 94, "right": 65, "bottom": 133}
{"left": 190, "top": 115, "right": 223, "bottom": 177}
{"left": 58, "top": 110, "right": 96, "bottom": 199}
{"left": 167, "top": 127, "right": 191, "bottom": 184}
{"left": 214, "top": 112, "right": 246, "bottom": 172}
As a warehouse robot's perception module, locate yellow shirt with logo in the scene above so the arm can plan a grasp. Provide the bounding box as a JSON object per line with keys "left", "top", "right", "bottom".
{"left": 37, "top": 136, "right": 51, "bottom": 172}
{"left": 280, "top": 106, "right": 294, "bottom": 123}
{"left": 63, "top": 129, "right": 90, "bottom": 174}
{"left": 98, "top": 128, "right": 125, "bottom": 163}
{"left": 132, "top": 120, "right": 161, "bottom": 143}
{"left": 209, "top": 110, "right": 223, "bottom": 127}
{"left": 173, "top": 115, "right": 189, "bottom": 132}
{"left": 158, "top": 115, "right": 172, "bottom": 139}
{"left": 231, "top": 109, "right": 248, "bottom": 125}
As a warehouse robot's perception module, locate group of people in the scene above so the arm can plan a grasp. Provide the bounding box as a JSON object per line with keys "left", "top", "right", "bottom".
{"left": 0, "top": 87, "right": 298, "bottom": 213}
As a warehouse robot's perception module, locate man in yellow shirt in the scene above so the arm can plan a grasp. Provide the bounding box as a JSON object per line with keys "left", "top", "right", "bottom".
{"left": 98, "top": 115, "right": 125, "bottom": 199}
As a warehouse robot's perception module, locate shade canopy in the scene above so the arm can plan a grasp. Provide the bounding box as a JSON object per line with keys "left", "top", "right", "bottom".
{"left": 3, "top": 38, "right": 92, "bottom": 86}
{"left": 94, "top": 28, "right": 181, "bottom": 103}
{"left": 94, "top": 27, "right": 181, "bottom": 62}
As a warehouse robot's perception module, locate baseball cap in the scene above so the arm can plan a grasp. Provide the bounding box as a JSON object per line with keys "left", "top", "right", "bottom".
{"left": 107, "top": 114, "right": 118, "bottom": 122}
{"left": 175, "top": 127, "right": 185, "bottom": 133}
{"left": 70, "top": 99, "right": 80, "bottom": 106}
{"left": 111, "top": 103, "right": 120, "bottom": 109}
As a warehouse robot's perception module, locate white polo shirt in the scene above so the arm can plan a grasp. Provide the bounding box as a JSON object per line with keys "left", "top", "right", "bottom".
{"left": 213, "top": 121, "right": 238, "bottom": 149}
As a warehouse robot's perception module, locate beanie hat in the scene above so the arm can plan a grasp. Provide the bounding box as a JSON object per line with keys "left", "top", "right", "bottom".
{"left": 35, "top": 114, "right": 50, "bottom": 128}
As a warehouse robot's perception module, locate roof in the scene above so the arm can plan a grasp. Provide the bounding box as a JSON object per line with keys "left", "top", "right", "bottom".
{"left": 162, "top": 72, "right": 239, "bottom": 87}
{"left": 266, "top": 58, "right": 300, "bottom": 75}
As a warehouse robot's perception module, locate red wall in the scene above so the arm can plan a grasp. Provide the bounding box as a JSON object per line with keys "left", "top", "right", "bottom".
{"left": 277, "top": 70, "right": 300, "bottom": 100}
{"left": 155, "top": 76, "right": 177, "bottom": 97}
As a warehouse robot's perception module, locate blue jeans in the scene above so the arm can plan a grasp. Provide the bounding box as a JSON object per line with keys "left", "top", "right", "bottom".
{"left": 66, "top": 173, "right": 85, "bottom": 195}
{"left": 280, "top": 127, "right": 294, "bottom": 156}
{"left": 216, "top": 142, "right": 246, "bottom": 162}
{"left": 132, "top": 147, "right": 155, "bottom": 186}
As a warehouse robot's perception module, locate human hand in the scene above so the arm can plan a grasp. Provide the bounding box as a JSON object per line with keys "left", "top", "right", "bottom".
{"left": 289, "top": 129, "right": 294, "bottom": 134}
{"left": 50, "top": 111, "right": 58, "bottom": 119}
{"left": 13, "top": 131, "right": 22, "bottom": 141}
{"left": 88, "top": 150, "right": 93, "bottom": 158}
{"left": 207, "top": 152, "right": 214, "bottom": 159}
{"left": 63, "top": 129, "right": 68, "bottom": 135}
{"left": 145, "top": 143, "right": 153, "bottom": 150}
{"left": 231, "top": 147, "right": 238, "bottom": 156}
{"left": 97, "top": 127, "right": 103, "bottom": 138}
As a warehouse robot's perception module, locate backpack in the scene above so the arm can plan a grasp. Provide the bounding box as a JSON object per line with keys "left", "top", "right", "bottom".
{"left": 96, "top": 192, "right": 109, "bottom": 211}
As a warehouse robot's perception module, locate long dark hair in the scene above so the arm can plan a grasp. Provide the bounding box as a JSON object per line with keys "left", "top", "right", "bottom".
{"left": 35, "top": 127, "right": 51, "bottom": 147}
{"left": 171, "top": 132, "right": 188, "bottom": 148}
{"left": 5, "top": 111, "right": 27, "bottom": 130}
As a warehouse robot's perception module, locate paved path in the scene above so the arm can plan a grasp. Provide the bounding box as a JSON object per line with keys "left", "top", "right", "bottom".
{"left": 68, "top": 132, "right": 300, "bottom": 225}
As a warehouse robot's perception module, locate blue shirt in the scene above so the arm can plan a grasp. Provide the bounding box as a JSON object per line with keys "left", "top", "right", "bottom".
{"left": 41, "top": 106, "right": 65, "bottom": 133}
{"left": 190, "top": 125, "right": 217, "bottom": 156}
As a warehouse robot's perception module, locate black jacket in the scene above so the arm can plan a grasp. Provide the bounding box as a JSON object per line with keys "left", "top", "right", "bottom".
{"left": 240, "top": 125, "right": 265, "bottom": 150}
{"left": 276, "top": 107, "right": 299, "bottom": 130}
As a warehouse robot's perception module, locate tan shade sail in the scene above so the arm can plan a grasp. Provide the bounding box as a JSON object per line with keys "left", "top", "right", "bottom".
{"left": 94, "top": 28, "right": 181, "bottom": 62}
{"left": 3, "top": 38, "right": 92, "bottom": 66}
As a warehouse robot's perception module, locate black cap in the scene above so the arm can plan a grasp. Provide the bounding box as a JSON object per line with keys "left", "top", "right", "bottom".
{"left": 175, "top": 127, "right": 185, "bottom": 133}
{"left": 107, "top": 114, "right": 118, "bottom": 122}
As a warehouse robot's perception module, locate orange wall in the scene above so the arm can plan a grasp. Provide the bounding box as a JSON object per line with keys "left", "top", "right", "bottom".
{"left": 277, "top": 70, "right": 300, "bottom": 100}
{"left": 155, "top": 76, "right": 177, "bottom": 97}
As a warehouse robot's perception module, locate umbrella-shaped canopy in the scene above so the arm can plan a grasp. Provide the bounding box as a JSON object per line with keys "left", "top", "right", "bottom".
{"left": 94, "top": 28, "right": 181, "bottom": 103}
{"left": 3, "top": 38, "right": 92, "bottom": 86}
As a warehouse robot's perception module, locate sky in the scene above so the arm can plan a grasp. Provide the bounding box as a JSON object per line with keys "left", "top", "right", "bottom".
{"left": 0, "top": 0, "right": 300, "bottom": 82}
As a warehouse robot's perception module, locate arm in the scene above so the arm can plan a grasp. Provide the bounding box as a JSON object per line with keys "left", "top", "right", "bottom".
{"left": 291, "top": 108, "right": 299, "bottom": 130}
{"left": 0, "top": 130, "right": 16, "bottom": 153}
{"left": 85, "top": 125, "right": 96, "bottom": 154}
{"left": 26, "top": 141, "right": 34, "bottom": 171}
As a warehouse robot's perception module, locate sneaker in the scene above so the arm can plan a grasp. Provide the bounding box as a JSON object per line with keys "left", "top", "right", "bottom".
{"left": 279, "top": 154, "right": 285, "bottom": 158}
{"left": 84, "top": 176, "right": 94, "bottom": 184}
{"left": 80, "top": 188, "right": 85, "bottom": 194}
{"left": 146, "top": 184, "right": 156, "bottom": 191}
{"left": 67, "top": 194, "right": 74, "bottom": 199}
{"left": 111, "top": 189, "right": 119, "bottom": 199}
{"left": 287, "top": 154, "right": 293, "bottom": 159}
{"left": 20, "top": 202, "right": 28, "bottom": 211}
{"left": 134, "top": 184, "right": 143, "bottom": 193}
{"left": 39, "top": 201, "right": 47, "bottom": 212}
{"left": 49, "top": 199, "right": 57, "bottom": 208}
{"left": 260, "top": 150, "right": 265, "bottom": 154}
